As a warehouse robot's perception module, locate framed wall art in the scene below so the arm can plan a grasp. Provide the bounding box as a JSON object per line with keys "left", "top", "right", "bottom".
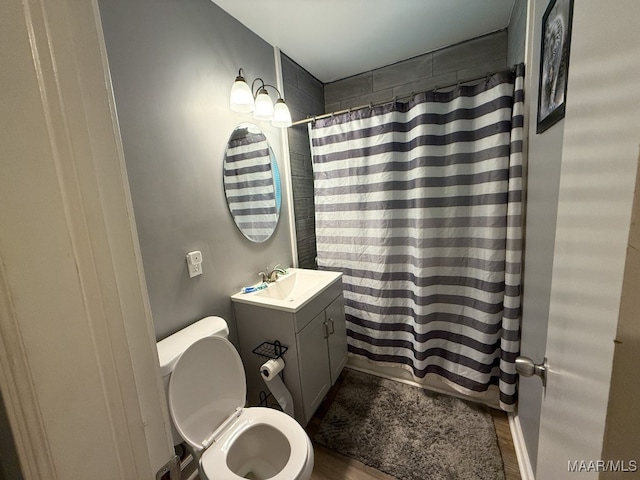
{"left": 537, "top": 0, "right": 574, "bottom": 134}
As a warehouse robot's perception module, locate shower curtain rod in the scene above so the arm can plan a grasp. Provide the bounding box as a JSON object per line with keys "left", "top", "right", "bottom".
{"left": 290, "top": 67, "right": 516, "bottom": 127}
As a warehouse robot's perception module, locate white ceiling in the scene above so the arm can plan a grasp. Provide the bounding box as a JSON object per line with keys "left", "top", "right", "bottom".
{"left": 213, "top": 0, "right": 516, "bottom": 83}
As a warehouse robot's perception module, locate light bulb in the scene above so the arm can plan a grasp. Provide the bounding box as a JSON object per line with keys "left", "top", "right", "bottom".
{"left": 272, "top": 99, "right": 292, "bottom": 128}
{"left": 230, "top": 75, "right": 254, "bottom": 113}
{"left": 253, "top": 88, "right": 274, "bottom": 120}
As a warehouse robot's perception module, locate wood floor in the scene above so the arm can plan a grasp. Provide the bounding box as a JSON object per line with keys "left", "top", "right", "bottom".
{"left": 306, "top": 371, "right": 521, "bottom": 480}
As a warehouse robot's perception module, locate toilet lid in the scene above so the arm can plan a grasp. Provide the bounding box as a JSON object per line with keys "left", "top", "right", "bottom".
{"left": 168, "top": 336, "right": 246, "bottom": 449}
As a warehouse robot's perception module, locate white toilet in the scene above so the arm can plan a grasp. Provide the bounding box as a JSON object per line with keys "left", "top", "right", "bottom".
{"left": 157, "top": 317, "right": 314, "bottom": 480}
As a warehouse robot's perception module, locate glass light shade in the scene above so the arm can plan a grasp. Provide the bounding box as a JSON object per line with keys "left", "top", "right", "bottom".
{"left": 230, "top": 77, "right": 254, "bottom": 113}
{"left": 271, "top": 99, "right": 292, "bottom": 128}
{"left": 253, "top": 89, "right": 274, "bottom": 120}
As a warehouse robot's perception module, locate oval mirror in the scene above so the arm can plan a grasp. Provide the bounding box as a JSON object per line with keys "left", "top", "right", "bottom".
{"left": 223, "top": 123, "right": 281, "bottom": 243}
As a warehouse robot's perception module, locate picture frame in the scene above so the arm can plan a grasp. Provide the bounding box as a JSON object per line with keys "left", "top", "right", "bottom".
{"left": 536, "top": 0, "right": 574, "bottom": 134}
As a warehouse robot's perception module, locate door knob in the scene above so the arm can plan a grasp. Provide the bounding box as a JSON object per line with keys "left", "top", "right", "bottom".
{"left": 515, "top": 356, "right": 548, "bottom": 386}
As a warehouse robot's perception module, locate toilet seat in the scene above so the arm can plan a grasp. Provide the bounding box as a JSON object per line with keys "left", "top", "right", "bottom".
{"left": 168, "top": 336, "right": 312, "bottom": 480}
{"left": 199, "top": 407, "right": 311, "bottom": 480}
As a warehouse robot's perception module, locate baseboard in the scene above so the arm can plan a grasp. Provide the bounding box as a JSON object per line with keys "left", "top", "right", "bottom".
{"left": 508, "top": 413, "right": 535, "bottom": 480}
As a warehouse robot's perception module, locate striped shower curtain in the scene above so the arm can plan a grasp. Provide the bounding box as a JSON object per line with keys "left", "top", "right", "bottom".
{"left": 309, "top": 65, "right": 524, "bottom": 411}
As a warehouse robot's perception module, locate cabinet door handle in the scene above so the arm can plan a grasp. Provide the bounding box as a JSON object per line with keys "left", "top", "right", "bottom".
{"left": 323, "top": 321, "right": 330, "bottom": 338}
{"left": 327, "top": 318, "right": 335, "bottom": 334}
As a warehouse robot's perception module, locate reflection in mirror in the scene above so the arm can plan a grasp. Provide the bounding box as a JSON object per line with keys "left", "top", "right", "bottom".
{"left": 223, "top": 123, "right": 281, "bottom": 243}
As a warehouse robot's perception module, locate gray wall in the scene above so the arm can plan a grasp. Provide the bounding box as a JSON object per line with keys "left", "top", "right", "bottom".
{"left": 98, "top": 0, "right": 294, "bottom": 343}
{"left": 518, "top": 0, "right": 564, "bottom": 472}
{"left": 281, "top": 54, "right": 324, "bottom": 269}
{"left": 324, "top": 31, "right": 508, "bottom": 111}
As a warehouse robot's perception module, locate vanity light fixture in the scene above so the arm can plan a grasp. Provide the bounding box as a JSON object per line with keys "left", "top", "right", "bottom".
{"left": 229, "top": 68, "right": 292, "bottom": 128}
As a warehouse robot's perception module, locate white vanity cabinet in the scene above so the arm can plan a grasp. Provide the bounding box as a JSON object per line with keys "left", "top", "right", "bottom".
{"left": 232, "top": 272, "right": 347, "bottom": 425}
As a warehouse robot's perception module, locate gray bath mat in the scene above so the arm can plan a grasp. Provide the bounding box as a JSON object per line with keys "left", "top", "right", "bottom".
{"left": 313, "top": 369, "right": 505, "bottom": 480}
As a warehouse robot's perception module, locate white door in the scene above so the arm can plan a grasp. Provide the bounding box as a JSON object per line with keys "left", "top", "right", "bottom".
{"left": 534, "top": 2, "right": 640, "bottom": 478}
{"left": 0, "top": 0, "right": 176, "bottom": 478}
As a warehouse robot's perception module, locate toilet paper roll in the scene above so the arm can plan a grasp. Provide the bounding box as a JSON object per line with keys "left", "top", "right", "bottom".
{"left": 260, "top": 358, "right": 294, "bottom": 417}
{"left": 260, "top": 358, "right": 285, "bottom": 379}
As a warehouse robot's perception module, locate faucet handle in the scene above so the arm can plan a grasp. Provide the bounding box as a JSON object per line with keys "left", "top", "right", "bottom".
{"left": 269, "top": 267, "right": 280, "bottom": 282}
{"left": 258, "top": 271, "right": 268, "bottom": 283}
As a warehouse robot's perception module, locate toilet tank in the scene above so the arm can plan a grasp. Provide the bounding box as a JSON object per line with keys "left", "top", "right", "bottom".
{"left": 156, "top": 316, "right": 229, "bottom": 445}
{"left": 157, "top": 316, "right": 229, "bottom": 379}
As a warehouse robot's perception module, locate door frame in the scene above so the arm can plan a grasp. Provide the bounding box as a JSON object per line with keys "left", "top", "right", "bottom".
{"left": 0, "top": 0, "right": 174, "bottom": 478}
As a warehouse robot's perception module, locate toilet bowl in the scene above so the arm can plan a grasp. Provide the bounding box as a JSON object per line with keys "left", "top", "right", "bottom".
{"left": 168, "top": 335, "right": 314, "bottom": 480}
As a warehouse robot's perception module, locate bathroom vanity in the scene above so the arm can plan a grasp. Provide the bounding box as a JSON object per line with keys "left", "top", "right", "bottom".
{"left": 231, "top": 268, "right": 347, "bottom": 425}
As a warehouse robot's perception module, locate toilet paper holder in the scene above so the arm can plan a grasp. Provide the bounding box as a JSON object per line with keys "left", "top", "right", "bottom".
{"left": 253, "top": 340, "right": 289, "bottom": 410}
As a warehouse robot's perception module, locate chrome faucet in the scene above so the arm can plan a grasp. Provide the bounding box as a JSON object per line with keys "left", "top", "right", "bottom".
{"left": 259, "top": 264, "right": 287, "bottom": 283}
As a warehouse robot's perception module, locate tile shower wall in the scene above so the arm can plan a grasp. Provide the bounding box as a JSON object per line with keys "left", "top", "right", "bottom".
{"left": 283, "top": 32, "right": 507, "bottom": 269}
{"left": 507, "top": 0, "right": 527, "bottom": 66}
{"left": 324, "top": 31, "right": 508, "bottom": 111}
{"left": 281, "top": 54, "right": 325, "bottom": 269}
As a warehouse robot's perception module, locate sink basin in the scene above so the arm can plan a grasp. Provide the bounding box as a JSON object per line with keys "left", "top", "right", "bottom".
{"left": 231, "top": 268, "right": 342, "bottom": 312}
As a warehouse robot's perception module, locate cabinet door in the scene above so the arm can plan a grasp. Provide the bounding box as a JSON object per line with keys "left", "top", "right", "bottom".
{"left": 296, "top": 310, "right": 331, "bottom": 423}
{"left": 326, "top": 296, "right": 348, "bottom": 385}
